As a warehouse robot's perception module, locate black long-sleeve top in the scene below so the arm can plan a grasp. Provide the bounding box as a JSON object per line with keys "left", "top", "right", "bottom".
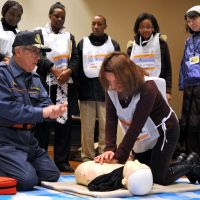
{"left": 104, "top": 80, "right": 177, "bottom": 163}
{"left": 77, "top": 33, "right": 120, "bottom": 101}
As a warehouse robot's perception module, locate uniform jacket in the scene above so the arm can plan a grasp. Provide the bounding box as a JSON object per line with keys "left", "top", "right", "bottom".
{"left": 0, "top": 59, "right": 52, "bottom": 150}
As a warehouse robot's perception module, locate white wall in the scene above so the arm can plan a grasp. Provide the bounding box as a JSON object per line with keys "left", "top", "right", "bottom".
{"left": 0, "top": 0, "right": 200, "bottom": 116}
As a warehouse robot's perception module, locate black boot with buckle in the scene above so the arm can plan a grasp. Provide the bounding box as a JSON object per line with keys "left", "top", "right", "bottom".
{"left": 185, "top": 152, "right": 200, "bottom": 184}
{"left": 170, "top": 152, "right": 187, "bottom": 167}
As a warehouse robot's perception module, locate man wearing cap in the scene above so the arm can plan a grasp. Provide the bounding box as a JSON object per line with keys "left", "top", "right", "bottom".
{"left": 0, "top": 30, "right": 67, "bottom": 191}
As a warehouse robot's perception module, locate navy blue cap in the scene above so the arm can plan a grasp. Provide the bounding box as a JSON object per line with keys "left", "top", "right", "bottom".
{"left": 12, "top": 30, "right": 51, "bottom": 52}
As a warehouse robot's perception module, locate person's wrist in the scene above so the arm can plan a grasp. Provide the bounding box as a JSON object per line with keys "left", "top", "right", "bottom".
{"left": 42, "top": 107, "right": 49, "bottom": 118}
{"left": 66, "top": 68, "right": 72, "bottom": 76}
{"left": 50, "top": 66, "right": 56, "bottom": 74}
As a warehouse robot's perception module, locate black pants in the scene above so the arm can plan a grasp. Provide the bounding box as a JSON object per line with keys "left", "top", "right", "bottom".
{"left": 34, "top": 84, "right": 74, "bottom": 165}
{"left": 34, "top": 118, "right": 72, "bottom": 165}
{"left": 135, "top": 114, "right": 182, "bottom": 185}
{"left": 181, "top": 86, "right": 200, "bottom": 155}
{"left": 187, "top": 131, "right": 200, "bottom": 156}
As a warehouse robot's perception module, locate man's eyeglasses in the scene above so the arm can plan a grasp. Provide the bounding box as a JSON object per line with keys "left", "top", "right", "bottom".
{"left": 23, "top": 47, "right": 41, "bottom": 56}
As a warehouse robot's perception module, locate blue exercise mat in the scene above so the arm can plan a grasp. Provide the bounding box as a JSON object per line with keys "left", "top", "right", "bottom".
{"left": 1, "top": 175, "right": 200, "bottom": 200}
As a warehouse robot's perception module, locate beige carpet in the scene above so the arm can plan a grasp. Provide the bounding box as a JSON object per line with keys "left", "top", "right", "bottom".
{"left": 41, "top": 178, "right": 200, "bottom": 198}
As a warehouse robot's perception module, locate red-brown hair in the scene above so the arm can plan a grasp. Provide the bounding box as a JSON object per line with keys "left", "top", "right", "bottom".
{"left": 100, "top": 52, "right": 146, "bottom": 98}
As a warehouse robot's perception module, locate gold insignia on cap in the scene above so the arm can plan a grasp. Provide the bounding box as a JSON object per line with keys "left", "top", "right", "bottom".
{"left": 35, "top": 34, "right": 41, "bottom": 44}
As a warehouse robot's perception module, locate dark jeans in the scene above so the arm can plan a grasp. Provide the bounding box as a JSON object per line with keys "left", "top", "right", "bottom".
{"left": 0, "top": 139, "right": 59, "bottom": 191}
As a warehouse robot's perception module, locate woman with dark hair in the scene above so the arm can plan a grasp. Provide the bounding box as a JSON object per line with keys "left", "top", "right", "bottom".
{"left": 127, "top": 13, "right": 172, "bottom": 102}
{"left": 179, "top": 6, "right": 200, "bottom": 155}
{"left": 35, "top": 2, "right": 79, "bottom": 172}
{"left": 95, "top": 52, "right": 200, "bottom": 185}
{"left": 0, "top": 0, "right": 23, "bottom": 61}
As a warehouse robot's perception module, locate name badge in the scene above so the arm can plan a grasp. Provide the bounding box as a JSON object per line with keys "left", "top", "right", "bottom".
{"left": 189, "top": 55, "right": 200, "bottom": 65}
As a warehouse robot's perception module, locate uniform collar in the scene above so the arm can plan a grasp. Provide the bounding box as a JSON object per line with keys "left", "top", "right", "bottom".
{"left": 8, "top": 58, "right": 32, "bottom": 78}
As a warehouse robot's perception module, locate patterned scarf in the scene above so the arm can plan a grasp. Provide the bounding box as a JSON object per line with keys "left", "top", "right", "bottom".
{"left": 45, "top": 23, "right": 69, "bottom": 124}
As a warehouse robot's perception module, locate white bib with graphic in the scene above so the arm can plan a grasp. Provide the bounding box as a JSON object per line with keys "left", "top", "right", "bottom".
{"left": 108, "top": 77, "right": 171, "bottom": 153}
{"left": 83, "top": 36, "right": 114, "bottom": 78}
{"left": 38, "top": 26, "right": 71, "bottom": 124}
{"left": 0, "top": 21, "right": 17, "bottom": 57}
{"left": 130, "top": 33, "right": 161, "bottom": 77}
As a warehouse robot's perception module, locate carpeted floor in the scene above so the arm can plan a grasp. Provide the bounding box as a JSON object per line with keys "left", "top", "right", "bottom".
{"left": 48, "top": 145, "right": 82, "bottom": 174}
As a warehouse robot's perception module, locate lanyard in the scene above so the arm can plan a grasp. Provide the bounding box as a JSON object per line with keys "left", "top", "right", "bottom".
{"left": 189, "top": 34, "right": 200, "bottom": 55}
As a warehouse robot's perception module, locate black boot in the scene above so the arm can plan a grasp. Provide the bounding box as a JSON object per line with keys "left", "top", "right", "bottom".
{"left": 177, "top": 153, "right": 187, "bottom": 163}
{"left": 168, "top": 164, "right": 193, "bottom": 184}
{"left": 193, "top": 165, "right": 200, "bottom": 184}
{"left": 186, "top": 152, "right": 200, "bottom": 165}
{"left": 185, "top": 152, "right": 200, "bottom": 184}
{"left": 170, "top": 153, "right": 187, "bottom": 167}
{"left": 186, "top": 167, "right": 197, "bottom": 184}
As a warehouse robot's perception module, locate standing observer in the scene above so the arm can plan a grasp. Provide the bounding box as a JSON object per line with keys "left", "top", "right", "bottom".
{"left": 0, "top": 0, "right": 23, "bottom": 62}
{"left": 179, "top": 6, "right": 200, "bottom": 155}
{"left": 77, "top": 15, "right": 120, "bottom": 162}
{"left": 127, "top": 13, "right": 172, "bottom": 102}
{"left": 35, "top": 2, "right": 79, "bottom": 172}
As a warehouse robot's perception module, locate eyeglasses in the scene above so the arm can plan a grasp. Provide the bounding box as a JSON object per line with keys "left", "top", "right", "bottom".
{"left": 139, "top": 26, "right": 153, "bottom": 31}
{"left": 23, "top": 47, "right": 41, "bottom": 56}
{"left": 187, "top": 17, "right": 200, "bottom": 24}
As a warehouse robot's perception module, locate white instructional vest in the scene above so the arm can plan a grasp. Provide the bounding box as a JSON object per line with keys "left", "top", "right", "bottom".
{"left": 83, "top": 36, "right": 114, "bottom": 78}
{"left": 108, "top": 77, "right": 172, "bottom": 153}
{"left": 130, "top": 33, "right": 161, "bottom": 77}
{"left": 37, "top": 26, "right": 72, "bottom": 124}
{"left": 39, "top": 27, "right": 71, "bottom": 69}
{"left": 0, "top": 21, "right": 17, "bottom": 57}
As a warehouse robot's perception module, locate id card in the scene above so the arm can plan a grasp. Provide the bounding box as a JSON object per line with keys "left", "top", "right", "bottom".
{"left": 189, "top": 55, "right": 200, "bottom": 64}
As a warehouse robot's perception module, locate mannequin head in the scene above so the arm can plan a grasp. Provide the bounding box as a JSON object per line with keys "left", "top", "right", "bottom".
{"left": 122, "top": 160, "right": 153, "bottom": 195}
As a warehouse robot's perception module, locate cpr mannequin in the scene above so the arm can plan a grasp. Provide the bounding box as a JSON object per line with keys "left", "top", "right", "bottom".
{"left": 75, "top": 160, "right": 123, "bottom": 186}
{"left": 75, "top": 160, "right": 153, "bottom": 195}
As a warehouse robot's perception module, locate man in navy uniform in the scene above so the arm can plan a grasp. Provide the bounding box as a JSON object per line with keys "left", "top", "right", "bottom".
{"left": 0, "top": 30, "right": 67, "bottom": 191}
